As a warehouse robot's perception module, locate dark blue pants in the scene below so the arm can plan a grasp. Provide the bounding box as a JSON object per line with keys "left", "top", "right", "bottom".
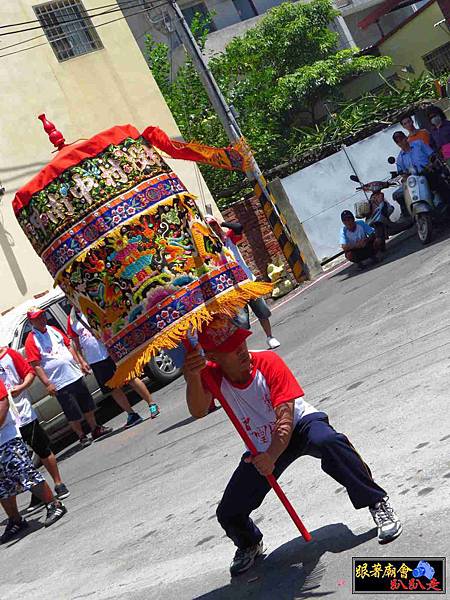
{"left": 216, "top": 412, "right": 386, "bottom": 549}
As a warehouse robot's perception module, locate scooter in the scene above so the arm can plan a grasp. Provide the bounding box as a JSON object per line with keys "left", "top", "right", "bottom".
{"left": 387, "top": 156, "right": 449, "bottom": 244}
{"left": 349, "top": 174, "right": 411, "bottom": 240}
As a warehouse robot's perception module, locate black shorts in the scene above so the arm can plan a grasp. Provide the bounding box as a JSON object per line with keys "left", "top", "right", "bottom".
{"left": 19, "top": 419, "right": 52, "bottom": 459}
{"left": 56, "top": 378, "right": 96, "bottom": 422}
{"left": 91, "top": 357, "right": 117, "bottom": 393}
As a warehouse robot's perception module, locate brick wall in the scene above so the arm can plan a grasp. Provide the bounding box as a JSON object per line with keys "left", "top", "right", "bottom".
{"left": 221, "top": 195, "right": 297, "bottom": 286}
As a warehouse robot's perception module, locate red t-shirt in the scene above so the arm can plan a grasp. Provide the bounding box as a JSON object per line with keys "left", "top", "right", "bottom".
{"left": 201, "top": 351, "right": 317, "bottom": 452}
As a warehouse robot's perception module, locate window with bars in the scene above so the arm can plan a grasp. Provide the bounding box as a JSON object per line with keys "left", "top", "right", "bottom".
{"left": 423, "top": 42, "right": 450, "bottom": 76}
{"left": 34, "top": 0, "right": 103, "bottom": 62}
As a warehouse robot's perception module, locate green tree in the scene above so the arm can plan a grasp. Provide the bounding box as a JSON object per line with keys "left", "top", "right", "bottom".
{"left": 145, "top": 0, "right": 391, "bottom": 201}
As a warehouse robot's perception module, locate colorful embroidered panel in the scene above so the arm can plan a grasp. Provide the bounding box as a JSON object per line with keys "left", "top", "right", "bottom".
{"left": 14, "top": 127, "right": 271, "bottom": 386}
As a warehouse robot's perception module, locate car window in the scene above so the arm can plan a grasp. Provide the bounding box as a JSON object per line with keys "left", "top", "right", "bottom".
{"left": 18, "top": 309, "right": 62, "bottom": 350}
{"left": 57, "top": 297, "right": 72, "bottom": 316}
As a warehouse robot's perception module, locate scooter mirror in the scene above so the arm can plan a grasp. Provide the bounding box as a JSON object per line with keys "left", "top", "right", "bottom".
{"left": 349, "top": 174, "right": 360, "bottom": 182}
{"left": 387, "top": 156, "right": 396, "bottom": 164}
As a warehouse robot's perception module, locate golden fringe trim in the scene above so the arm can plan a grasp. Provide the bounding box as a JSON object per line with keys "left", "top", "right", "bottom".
{"left": 106, "top": 280, "right": 273, "bottom": 388}
{"left": 235, "top": 137, "right": 254, "bottom": 173}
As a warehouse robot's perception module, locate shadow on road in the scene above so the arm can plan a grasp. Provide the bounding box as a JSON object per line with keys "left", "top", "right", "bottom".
{"left": 1, "top": 517, "right": 46, "bottom": 549}
{"left": 158, "top": 416, "right": 197, "bottom": 435}
{"left": 193, "top": 523, "right": 376, "bottom": 600}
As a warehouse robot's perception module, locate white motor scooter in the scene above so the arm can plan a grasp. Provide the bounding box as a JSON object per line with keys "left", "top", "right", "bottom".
{"left": 387, "top": 156, "right": 448, "bottom": 244}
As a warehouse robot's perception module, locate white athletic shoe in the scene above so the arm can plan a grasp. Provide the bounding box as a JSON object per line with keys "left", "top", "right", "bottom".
{"left": 370, "top": 496, "right": 403, "bottom": 544}
{"left": 267, "top": 336, "right": 281, "bottom": 349}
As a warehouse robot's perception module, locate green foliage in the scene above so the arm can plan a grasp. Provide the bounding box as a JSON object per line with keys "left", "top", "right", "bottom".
{"left": 292, "top": 72, "right": 439, "bottom": 158}
{"left": 145, "top": 1, "right": 436, "bottom": 206}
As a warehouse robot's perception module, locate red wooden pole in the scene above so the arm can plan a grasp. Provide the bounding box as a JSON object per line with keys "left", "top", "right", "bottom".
{"left": 183, "top": 338, "right": 312, "bottom": 542}
{"left": 217, "top": 394, "right": 312, "bottom": 542}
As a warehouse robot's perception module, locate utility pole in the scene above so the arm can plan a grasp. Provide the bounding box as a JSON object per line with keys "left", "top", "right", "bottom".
{"left": 166, "top": 0, "right": 311, "bottom": 280}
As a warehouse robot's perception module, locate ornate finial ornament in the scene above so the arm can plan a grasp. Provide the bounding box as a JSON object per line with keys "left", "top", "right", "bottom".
{"left": 38, "top": 114, "right": 66, "bottom": 150}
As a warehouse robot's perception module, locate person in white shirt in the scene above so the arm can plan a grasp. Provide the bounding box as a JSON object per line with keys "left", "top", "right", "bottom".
{"left": 25, "top": 308, "right": 112, "bottom": 448}
{"left": 205, "top": 216, "right": 281, "bottom": 350}
{"left": 0, "top": 380, "right": 67, "bottom": 543}
{"left": 67, "top": 309, "right": 160, "bottom": 427}
{"left": 184, "top": 316, "right": 402, "bottom": 576}
{"left": 0, "top": 346, "right": 69, "bottom": 513}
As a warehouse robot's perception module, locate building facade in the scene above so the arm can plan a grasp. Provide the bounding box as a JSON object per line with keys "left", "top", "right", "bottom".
{"left": 119, "top": 0, "right": 425, "bottom": 62}
{"left": 0, "top": 0, "right": 216, "bottom": 313}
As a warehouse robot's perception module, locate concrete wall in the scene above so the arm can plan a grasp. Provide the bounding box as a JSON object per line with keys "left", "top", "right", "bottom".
{"left": 280, "top": 124, "right": 403, "bottom": 261}
{"left": 0, "top": 0, "right": 215, "bottom": 313}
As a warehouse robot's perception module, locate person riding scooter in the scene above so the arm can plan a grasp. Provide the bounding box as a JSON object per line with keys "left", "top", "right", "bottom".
{"left": 393, "top": 131, "right": 450, "bottom": 202}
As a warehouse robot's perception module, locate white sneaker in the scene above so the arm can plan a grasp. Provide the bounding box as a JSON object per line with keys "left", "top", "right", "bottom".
{"left": 369, "top": 496, "right": 403, "bottom": 544}
{"left": 267, "top": 336, "right": 281, "bottom": 349}
{"left": 230, "top": 540, "right": 265, "bottom": 576}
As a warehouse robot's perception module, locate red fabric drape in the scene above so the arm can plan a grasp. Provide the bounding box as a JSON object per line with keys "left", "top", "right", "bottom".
{"left": 13, "top": 124, "right": 248, "bottom": 214}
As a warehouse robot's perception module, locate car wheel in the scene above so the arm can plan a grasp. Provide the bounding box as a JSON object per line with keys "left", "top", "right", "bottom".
{"left": 144, "top": 351, "right": 181, "bottom": 384}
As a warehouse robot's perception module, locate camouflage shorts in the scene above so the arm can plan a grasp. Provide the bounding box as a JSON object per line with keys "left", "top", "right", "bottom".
{"left": 0, "top": 438, "right": 44, "bottom": 499}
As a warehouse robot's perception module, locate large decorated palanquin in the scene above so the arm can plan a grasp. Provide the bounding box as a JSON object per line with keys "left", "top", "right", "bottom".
{"left": 13, "top": 118, "right": 271, "bottom": 385}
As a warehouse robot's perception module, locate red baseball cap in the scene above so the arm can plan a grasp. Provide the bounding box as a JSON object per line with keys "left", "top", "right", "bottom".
{"left": 26, "top": 307, "right": 45, "bottom": 320}
{"left": 198, "top": 315, "right": 251, "bottom": 352}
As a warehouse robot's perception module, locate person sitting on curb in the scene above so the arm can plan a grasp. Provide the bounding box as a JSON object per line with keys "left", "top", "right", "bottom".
{"left": 24, "top": 308, "right": 112, "bottom": 448}
{"left": 67, "top": 308, "right": 160, "bottom": 426}
{"left": 0, "top": 380, "right": 67, "bottom": 544}
{"left": 183, "top": 316, "right": 402, "bottom": 576}
{"left": 0, "top": 345, "right": 69, "bottom": 515}
{"left": 340, "top": 210, "right": 383, "bottom": 269}
{"left": 205, "top": 216, "right": 281, "bottom": 350}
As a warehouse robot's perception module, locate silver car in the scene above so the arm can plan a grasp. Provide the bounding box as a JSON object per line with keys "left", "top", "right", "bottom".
{"left": 0, "top": 289, "right": 180, "bottom": 441}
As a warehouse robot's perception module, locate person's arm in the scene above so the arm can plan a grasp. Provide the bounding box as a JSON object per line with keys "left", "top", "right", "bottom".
{"left": 340, "top": 228, "right": 352, "bottom": 252}
{"left": 24, "top": 333, "right": 56, "bottom": 395}
{"left": 69, "top": 343, "right": 90, "bottom": 375}
{"left": 223, "top": 223, "right": 244, "bottom": 245}
{"left": 244, "top": 352, "right": 305, "bottom": 476}
{"left": 362, "top": 222, "right": 375, "bottom": 239}
{"left": 54, "top": 326, "right": 90, "bottom": 374}
{"left": 7, "top": 349, "right": 35, "bottom": 397}
{"left": 0, "top": 394, "right": 8, "bottom": 428}
{"left": 183, "top": 346, "right": 212, "bottom": 418}
{"left": 10, "top": 372, "right": 34, "bottom": 397}
{"left": 31, "top": 362, "right": 57, "bottom": 396}
{"left": 72, "top": 336, "right": 84, "bottom": 360}
{"left": 221, "top": 221, "right": 243, "bottom": 235}
{"left": 244, "top": 401, "right": 295, "bottom": 476}
{"left": 419, "top": 140, "right": 434, "bottom": 161}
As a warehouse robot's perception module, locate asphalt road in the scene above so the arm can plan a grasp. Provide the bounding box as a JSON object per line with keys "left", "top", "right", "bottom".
{"left": 1, "top": 229, "right": 450, "bottom": 600}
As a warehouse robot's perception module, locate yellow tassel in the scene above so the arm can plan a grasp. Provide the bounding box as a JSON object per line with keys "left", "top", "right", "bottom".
{"left": 106, "top": 280, "right": 273, "bottom": 387}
